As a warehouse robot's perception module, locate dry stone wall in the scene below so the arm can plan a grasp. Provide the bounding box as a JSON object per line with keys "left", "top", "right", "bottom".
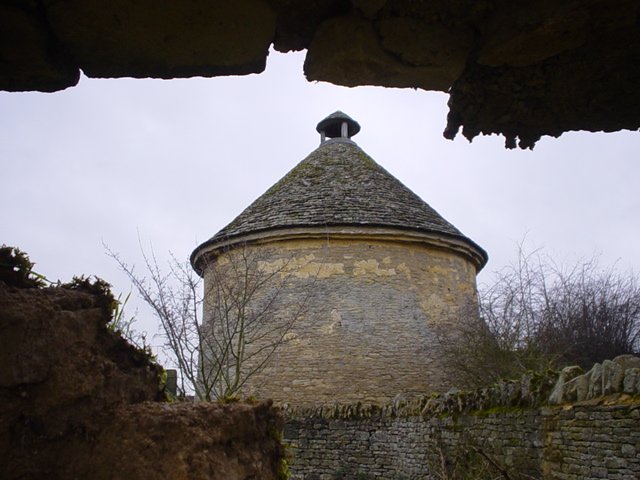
{"left": 286, "top": 410, "right": 545, "bottom": 479}
{"left": 542, "top": 405, "right": 640, "bottom": 479}
{"left": 284, "top": 365, "right": 640, "bottom": 480}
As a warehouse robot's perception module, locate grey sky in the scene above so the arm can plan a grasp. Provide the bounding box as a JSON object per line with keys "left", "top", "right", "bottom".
{"left": 2, "top": 49, "right": 639, "bottom": 349}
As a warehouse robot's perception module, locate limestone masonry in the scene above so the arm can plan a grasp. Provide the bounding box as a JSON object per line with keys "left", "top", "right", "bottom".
{"left": 192, "top": 112, "right": 487, "bottom": 405}
{"left": 284, "top": 358, "right": 640, "bottom": 479}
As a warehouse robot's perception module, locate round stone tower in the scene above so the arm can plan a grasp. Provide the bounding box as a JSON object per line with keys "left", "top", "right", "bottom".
{"left": 191, "top": 112, "right": 487, "bottom": 406}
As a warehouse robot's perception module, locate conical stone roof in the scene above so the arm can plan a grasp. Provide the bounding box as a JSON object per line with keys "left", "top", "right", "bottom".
{"left": 192, "top": 114, "right": 487, "bottom": 271}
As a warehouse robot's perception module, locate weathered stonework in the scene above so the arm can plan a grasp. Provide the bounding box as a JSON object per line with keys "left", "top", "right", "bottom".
{"left": 208, "top": 236, "right": 479, "bottom": 405}
{"left": 285, "top": 409, "right": 543, "bottom": 479}
{"left": 283, "top": 367, "right": 640, "bottom": 479}
{"left": 193, "top": 114, "right": 486, "bottom": 406}
{"left": 549, "top": 355, "right": 640, "bottom": 405}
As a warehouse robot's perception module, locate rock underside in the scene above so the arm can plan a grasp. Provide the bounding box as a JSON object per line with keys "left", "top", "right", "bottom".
{"left": 2, "top": 0, "right": 639, "bottom": 148}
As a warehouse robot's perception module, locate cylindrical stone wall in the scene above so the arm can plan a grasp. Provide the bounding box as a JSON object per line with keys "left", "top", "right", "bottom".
{"left": 200, "top": 232, "right": 480, "bottom": 406}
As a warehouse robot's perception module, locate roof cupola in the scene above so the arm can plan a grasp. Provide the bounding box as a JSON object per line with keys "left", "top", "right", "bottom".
{"left": 316, "top": 111, "right": 361, "bottom": 143}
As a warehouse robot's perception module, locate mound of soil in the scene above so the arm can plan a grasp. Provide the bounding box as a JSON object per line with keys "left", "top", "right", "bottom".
{"left": 0, "top": 280, "right": 283, "bottom": 479}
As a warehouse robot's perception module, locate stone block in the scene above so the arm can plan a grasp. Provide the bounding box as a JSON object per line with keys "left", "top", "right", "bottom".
{"left": 44, "top": 0, "right": 276, "bottom": 78}
{"left": 570, "top": 373, "right": 588, "bottom": 402}
{"left": 623, "top": 368, "right": 640, "bottom": 394}
{"left": 613, "top": 355, "right": 640, "bottom": 370}
{"left": 305, "top": 13, "right": 464, "bottom": 92}
{"left": 620, "top": 443, "right": 636, "bottom": 457}
{"left": 0, "top": 4, "right": 79, "bottom": 92}
{"left": 605, "top": 456, "right": 628, "bottom": 469}
{"left": 549, "top": 365, "right": 584, "bottom": 404}
{"left": 588, "top": 363, "right": 603, "bottom": 399}
{"left": 602, "top": 359, "right": 625, "bottom": 394}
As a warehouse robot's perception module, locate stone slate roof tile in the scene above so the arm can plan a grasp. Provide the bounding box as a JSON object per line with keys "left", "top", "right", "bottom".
{"left": 207, "top": 139, "right": 468, "bottom": 243}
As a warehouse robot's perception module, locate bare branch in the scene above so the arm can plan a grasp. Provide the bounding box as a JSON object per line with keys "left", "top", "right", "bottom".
{"left": 437, "top": 241, "right": 640, "bottom": 387}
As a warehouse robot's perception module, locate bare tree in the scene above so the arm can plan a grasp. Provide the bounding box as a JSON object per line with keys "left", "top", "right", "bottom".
{"left": 435, "top": 310, "right": 550, "bottom": 388}
{"left": 532, "top": 257, "right": 640, "bottom": 368}
{"left": 198, "top": 247, "right": 314, "bottom": 400}
{"left": 438, "top": 243, "right": 640, "bottom": 386}
{"left": 107, "top": 244, "right": 313, "bottom": 401}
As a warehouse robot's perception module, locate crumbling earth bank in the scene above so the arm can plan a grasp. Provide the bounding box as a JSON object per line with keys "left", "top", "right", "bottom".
{"left": 0, "top": 282, "right": 284, "bottom": 480}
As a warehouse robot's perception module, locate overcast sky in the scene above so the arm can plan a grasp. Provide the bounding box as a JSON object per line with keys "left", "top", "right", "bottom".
{"left": 2, "top": 49, "right": 639, "bottom": 352}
